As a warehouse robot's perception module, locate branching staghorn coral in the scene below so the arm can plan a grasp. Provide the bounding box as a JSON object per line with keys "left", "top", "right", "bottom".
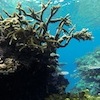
{"left": 0, "top": 0, "right": 93, "bottom": 74}
{"left": 0, "top": 1, "right": 93, "bottom": 53}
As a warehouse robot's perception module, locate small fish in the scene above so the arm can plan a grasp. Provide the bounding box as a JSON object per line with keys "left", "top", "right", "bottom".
{"left": 58, "top": 71, "right": 69, "bottom": 75}
{"left": 50, "top": 52, "right": 59, "bottom": 58}
{"left": 59, "top": 63, "right": 67, "bottom": 67}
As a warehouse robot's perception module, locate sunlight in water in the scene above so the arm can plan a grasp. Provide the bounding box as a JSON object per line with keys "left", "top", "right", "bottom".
{"left": 73, "top": 0, "right": 100, "bottom": 28}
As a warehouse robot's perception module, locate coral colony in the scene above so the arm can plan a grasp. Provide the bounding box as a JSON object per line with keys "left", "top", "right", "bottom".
{"left": 0, "top": 1, "right": 92, "bottom": 73}
{"left": 0, "top": 0, "right": 98, "bottom": 100}
{"left": 72, "top": 48, "right": 100, "bottom": 96}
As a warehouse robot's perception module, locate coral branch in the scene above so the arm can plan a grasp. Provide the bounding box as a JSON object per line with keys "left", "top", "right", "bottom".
{"left": 46, "top": 5, "right": 60, "bottom": 26}
{"left": 40, "top": 0, "right": 51, "bottom": 21}
{"left": 73, "top": 28, "right": 93, "bottom": 41}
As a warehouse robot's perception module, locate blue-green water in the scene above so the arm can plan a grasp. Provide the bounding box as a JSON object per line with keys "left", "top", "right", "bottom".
{"left": 0, "top": 0, "right": 100, "bottom": 92}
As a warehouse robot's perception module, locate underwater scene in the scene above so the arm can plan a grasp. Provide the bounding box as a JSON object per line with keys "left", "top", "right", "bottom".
{"left": 0, "top": 0, "right": 100, "bottom": 99}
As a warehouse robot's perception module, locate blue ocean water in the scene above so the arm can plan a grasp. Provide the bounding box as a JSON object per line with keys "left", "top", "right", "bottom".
{"left": 0, "top": 0, "right": 100, "bottom": 92}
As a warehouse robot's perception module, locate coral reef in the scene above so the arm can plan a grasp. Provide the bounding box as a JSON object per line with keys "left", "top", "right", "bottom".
{"left": 72, "top": 47, "right": 100, "bottom": 95}
{"left": 0, "top": 0, "right": 93, "bottom": 100}
{"left": 45, "top": 89, "right": 100, "bottom": 100}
